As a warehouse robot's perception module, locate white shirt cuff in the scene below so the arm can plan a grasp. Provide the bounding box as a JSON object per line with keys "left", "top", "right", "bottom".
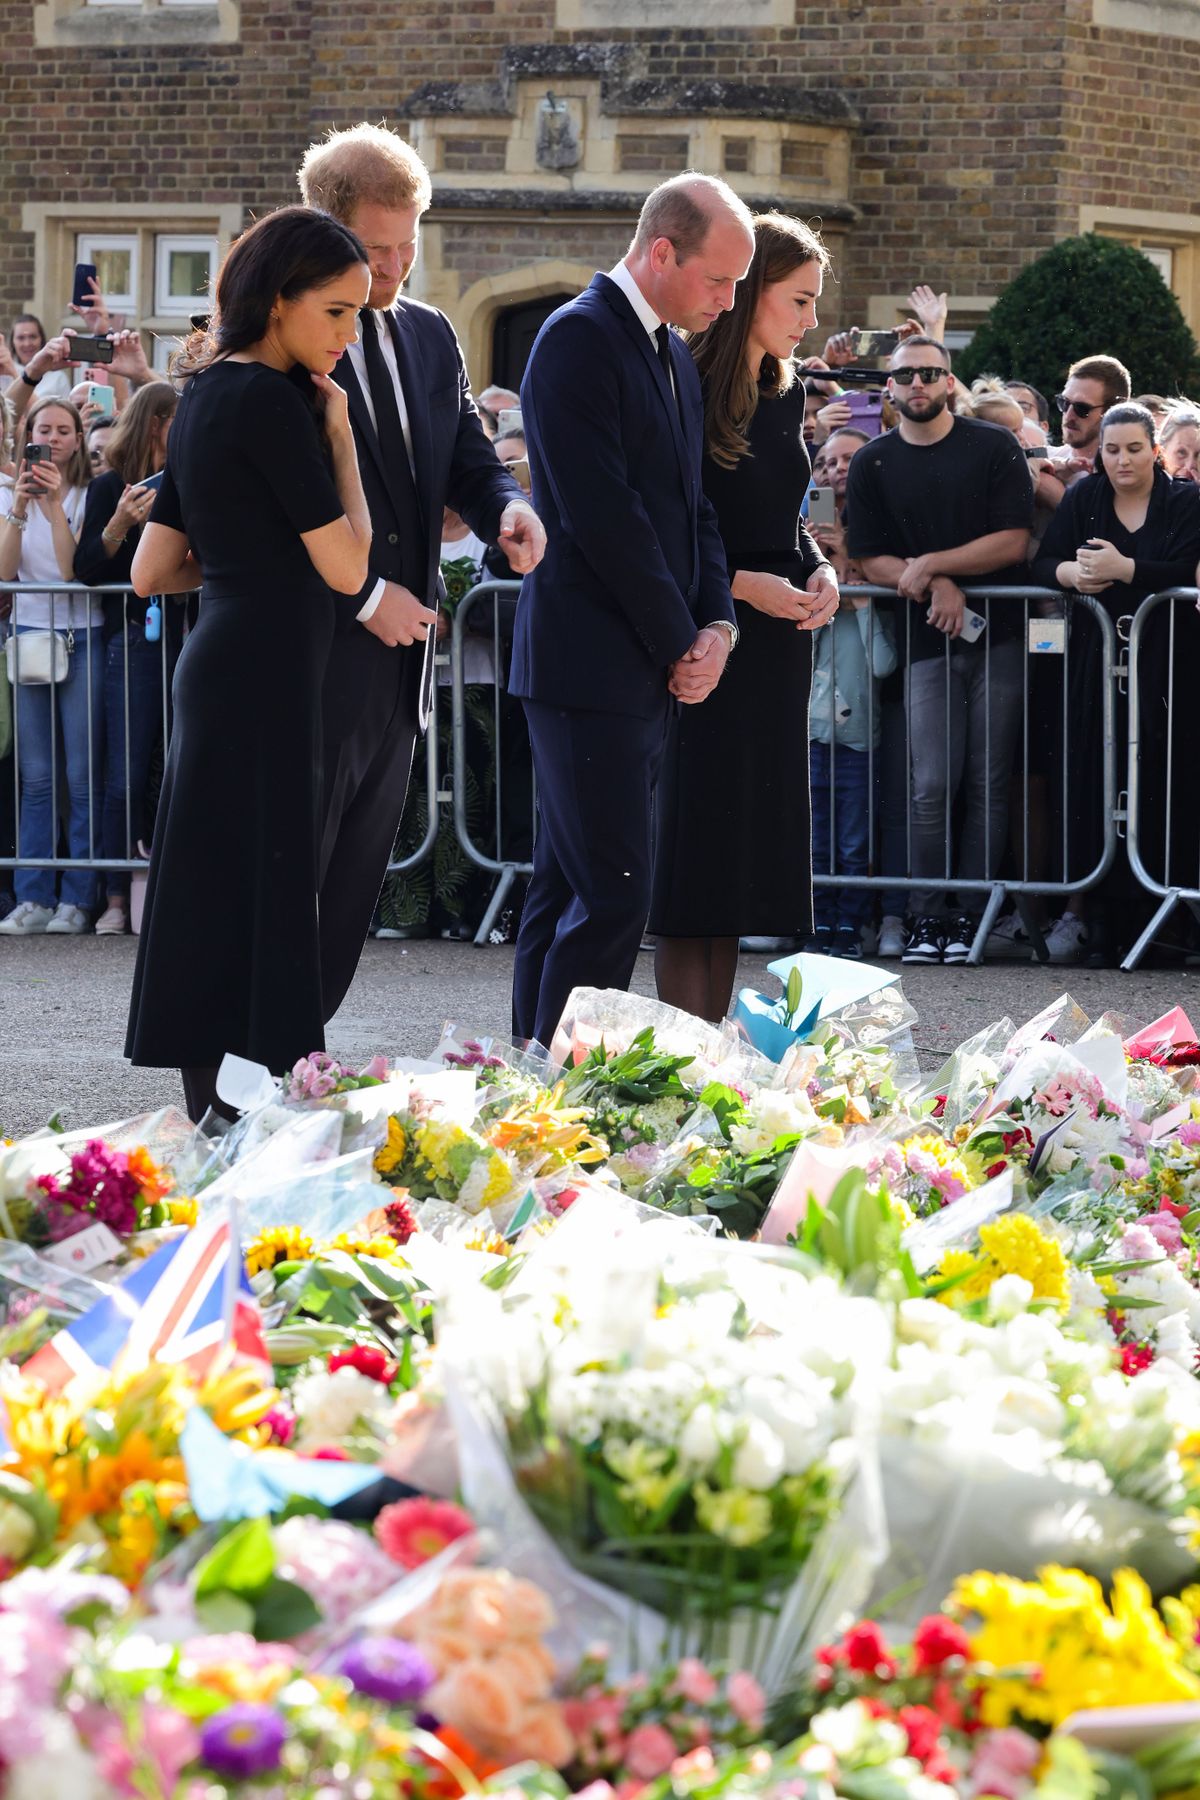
{"left": 501, "top": 498, "right": 536, "bottom": 522}
{"left": 356, "top": 577, "right": 386, "bottom": 623}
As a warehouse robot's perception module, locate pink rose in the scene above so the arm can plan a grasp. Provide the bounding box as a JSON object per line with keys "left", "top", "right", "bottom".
{"left": 672, "top": 1658, "right": 719, "bottom": 1705}
{"left": 726, "top": 1671, "right": 766, "bottom": 1731}
{"left": 1137, "top": 1210, "right": 1184, "bottom": 1255}
{"left": 624, "top": 1724, "right": 678, "bottom": 1782}
{"left": 967, "top": 1727, "right": 1042, "bottom": 1800}
{"left": 432, "top": 1658, "right": 524, "bottom": 1748}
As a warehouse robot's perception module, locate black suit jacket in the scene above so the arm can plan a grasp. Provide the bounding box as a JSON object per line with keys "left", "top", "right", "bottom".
{"left": 509, "top": 272, "right": 735, "bottom": 721}
{"left": 326, "top": 297, "right": 524, "bottom": 736}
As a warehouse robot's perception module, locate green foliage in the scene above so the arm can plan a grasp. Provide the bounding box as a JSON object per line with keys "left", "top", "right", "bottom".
{"left": 193, "top": 1515, "right": 323, "bottom": 1641}
{"left": 955, "top": 233, "right": 1200, "bottom": 403}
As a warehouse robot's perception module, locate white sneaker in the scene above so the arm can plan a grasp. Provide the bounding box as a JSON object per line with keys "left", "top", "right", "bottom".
{"left": 985, "top": 912, "right": 1031, "bottom": 959}
{"left": 44, "top": 904, "right": 90, "bottom": 935}
{"left": 0, "top": 901, "right": 55, "bottom": 935}
{"left": 93, "top": 903, "right": 128, "bottom": 936}
{"left": 877, "top": 914, "right": 905, "bottom": 958}
{"left": 1044, "top": 913, "right": 1087, "bottom": 963}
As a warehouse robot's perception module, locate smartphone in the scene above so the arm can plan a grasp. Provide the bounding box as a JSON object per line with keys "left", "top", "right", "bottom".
{"left": 72, "top": 262, "right": 98, "bottom": 311}
{"left": 852, "top": 328, "right": 899, "bottom": 359}
{"left": 959, "top": 609, "right": 988, "bottom": 643}
{"left": 496, "top": 407, "right": 522, "bottom": 437}
{"left": 23, "top": 443, "right": 51, "bottom": 465}
{"left": 844, "top": 390, "right": 886, "bottom": 439}
{"left": 84, "top": 381, "right": 116, "bottom": 418}
{"left": 806, "top": 485, "right": 837, "bottom": 528}
{"left": 66, "top": 333, "right": 114, "bottom": 364}
{"left": 504, "top": 457, "right": 531, "bottom": 495}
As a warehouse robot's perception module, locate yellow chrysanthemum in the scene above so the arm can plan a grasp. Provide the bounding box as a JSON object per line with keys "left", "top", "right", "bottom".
{"left": 415, "top": 1120, "right": 463, "bottom": 1181}
{"left": 902, "top": 1131, "right": 965, "bottom": 1170}
{"left": 374, "top": 1116, "right": 408, "bottom": 1178}
{"left": 463, "top": 1227, "right": 510, "bottom": 1257}
{"left": 936, "top": 1213, "right": 1069, "bottom": 1309}
{"left": 244, "top": 1225, "right": 314, "bottom": 1277}
{"left": 951, "top": 1564, "right": 1200, "bottom": 1727}
{"left": 168, "top": 1196, "right": 198, "bottom": 1227}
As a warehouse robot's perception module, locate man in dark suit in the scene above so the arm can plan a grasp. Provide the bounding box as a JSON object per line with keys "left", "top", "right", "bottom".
{"left": 299, "top": 123, "right": 545, "bottom": 1018}
{"left": 510, "top": 175, "right": 756, "bottom": 1047}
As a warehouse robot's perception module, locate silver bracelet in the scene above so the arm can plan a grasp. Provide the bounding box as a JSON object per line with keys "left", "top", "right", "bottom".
{"left": 1, "top": 510, "right": 27, "bottom": 532}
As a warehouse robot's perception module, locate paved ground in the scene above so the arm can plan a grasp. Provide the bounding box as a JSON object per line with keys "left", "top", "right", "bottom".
{"left": 4, "top": 936, "right": 1199, "bottom": 1136}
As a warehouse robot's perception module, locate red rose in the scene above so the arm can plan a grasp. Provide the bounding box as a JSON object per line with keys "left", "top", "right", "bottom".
{"left": 898, "top": 1705, "right": 944, "bottom": 1764}
{"left": 328, "top": 1344, "right": 397, "bottom": 1384}
{"left": 912, "top": 1614, "right": 971, "bottom": 1672}
{"left": 986, "top": 1161, "right": 1007, "bottom": 1180}
{"left": 843, "top": 1620, "right": 896, "bottom": 1677}
{"left": 1161, "top": 1198, "right": 1190, "bottom": 1221}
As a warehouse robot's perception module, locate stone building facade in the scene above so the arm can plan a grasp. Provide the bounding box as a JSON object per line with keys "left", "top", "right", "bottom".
{"left": 1, "top": 0, "right": 1198, "bottom": 389}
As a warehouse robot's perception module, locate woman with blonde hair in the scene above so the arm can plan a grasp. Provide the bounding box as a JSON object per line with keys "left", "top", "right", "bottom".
{"left": 650, "top": 211, "right": 840, "bottom": 1020}
{"left": 0, "top": 395, "right": 97, "bottom": 934}
{"left": 76, "top": 379, "right": 181, "bottom": 935}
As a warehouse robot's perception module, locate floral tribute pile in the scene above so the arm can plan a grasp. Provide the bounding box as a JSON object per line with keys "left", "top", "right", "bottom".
{"left": 8, "top": 974, "right": 1200, "bottom": 1795}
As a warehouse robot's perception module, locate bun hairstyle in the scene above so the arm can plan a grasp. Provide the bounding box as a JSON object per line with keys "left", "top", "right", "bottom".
{"left": 175, "top": 204, "right": 368, "bottom": 378}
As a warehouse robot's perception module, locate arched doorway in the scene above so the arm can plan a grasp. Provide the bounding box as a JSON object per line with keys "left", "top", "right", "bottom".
{"left": 491, "top": 293, "right": 574, "bottom": 391}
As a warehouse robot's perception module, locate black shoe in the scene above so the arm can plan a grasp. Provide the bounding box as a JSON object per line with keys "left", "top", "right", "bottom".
{"left": 941, "top": 913, "right": 976, "bottom": 965}
{"left": 802, "top": 925, "right": 835, "bottom": 955}
{"left": 833, "top": 924, "right": 863, "bottom": 959}
{"left": 902, "top": 915, "right": 945, "bottom": 964}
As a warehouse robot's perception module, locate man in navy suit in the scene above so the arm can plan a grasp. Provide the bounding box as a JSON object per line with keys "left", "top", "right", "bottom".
{"left": 300, "top": 123, "right": 546, "bottom": 1018}
{"left": 511, "top": 175, "right": 755, "bottom": 1047}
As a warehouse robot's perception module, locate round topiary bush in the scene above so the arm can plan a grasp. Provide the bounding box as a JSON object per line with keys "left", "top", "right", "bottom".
{"left": 954, "top": 233, "right": 1200, "bottom": 404}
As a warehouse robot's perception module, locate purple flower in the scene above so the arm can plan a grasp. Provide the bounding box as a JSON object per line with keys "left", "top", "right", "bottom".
{"left": 339, "top": 1636, "right": 436, "bottom": 1705}
{"left": 199, "top": 1703, "right": 287, "bottom": 1778}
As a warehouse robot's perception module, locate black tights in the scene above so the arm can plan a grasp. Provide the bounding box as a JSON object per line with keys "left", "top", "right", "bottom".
{"left": 180, "top": 1065, "right": 239, "bottom": 1126}
{"left": 654, "top": 935, "right": 740, "bottom": 1025}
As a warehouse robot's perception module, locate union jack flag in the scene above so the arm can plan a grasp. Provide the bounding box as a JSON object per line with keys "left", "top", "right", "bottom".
{"left": 23, "top": 1207, "right": 268, "bottom": 1396}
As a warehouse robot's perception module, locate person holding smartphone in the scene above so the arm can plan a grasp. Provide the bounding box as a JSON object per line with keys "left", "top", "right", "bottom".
{"left": 75, "top": 379, "right": 180, "bottom": 936}
{"left": 0, "top": 397, "right": 99, "bottom": 936}
{"left": 125, "top": 206, "right": 373, "bottom": 1123}
{"left": 650, "top": 211, "right": 839, "bottom": 1022}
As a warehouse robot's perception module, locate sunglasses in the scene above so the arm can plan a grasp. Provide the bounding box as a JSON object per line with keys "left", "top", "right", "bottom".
{"left": 889, "top": 366, "right": 948, "bottom": 386}
{"left": 1056, "top": 394, "right": 1102, "bottom": 418}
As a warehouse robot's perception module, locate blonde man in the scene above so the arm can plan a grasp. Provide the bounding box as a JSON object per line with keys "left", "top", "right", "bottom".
{"left": 298, "top": 122, "right": 545, "bottom": 1016}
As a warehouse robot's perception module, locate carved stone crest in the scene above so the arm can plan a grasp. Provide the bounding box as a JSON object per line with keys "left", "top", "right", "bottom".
{"left": 535, "top": 90, "right": 581, "bottom": 171}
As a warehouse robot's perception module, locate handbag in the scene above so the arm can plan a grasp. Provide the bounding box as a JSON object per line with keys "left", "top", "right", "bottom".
{"left": 5, "top": 625, "right": 74, "bottom": 686}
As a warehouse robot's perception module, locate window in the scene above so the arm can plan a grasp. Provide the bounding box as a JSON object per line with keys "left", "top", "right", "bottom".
{"left": 75, "top": 233, "right": 139, "bottom": 313}
{"left": 36, "top": 0, "right": 239, "bottom": 47}
{"left": 1140, "top": 246, "right": 1175, "bottom": 285}
{"left": 155, "top": 235, "right": 217, "bottom": 316}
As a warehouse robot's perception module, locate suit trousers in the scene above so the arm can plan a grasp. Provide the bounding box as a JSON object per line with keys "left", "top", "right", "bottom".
{"left": 319, "top": 653, "right": 420, "bottom": 1022}
{"left": 512, "top": 698, "right": 669, "bottom": 1048}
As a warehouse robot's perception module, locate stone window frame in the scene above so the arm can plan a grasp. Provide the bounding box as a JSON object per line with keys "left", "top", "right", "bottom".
{"left": 1079, "top": 206, "right": 1200, "bottom": 337}
{"left": 35, "top": 0, "right": 239, "bottom": 50}
{"left": 20, "top": 200, "right": 243, "bottom": 362}
{"left": 1092, "top": 0, "right": 1200, "bottom": 40}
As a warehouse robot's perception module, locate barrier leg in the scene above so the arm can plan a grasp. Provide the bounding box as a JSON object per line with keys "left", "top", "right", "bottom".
{"left": 1121, "top": 890, "right": 1180, "bottom": 972}
{"left": 1014, "top": 895, "right": 1049, "bottom": 962}
{"left": 968, "top": 884, "right": 1005, "bottom": 965}
{"left": 473, "top": 864, "right": 518, "bottom": 947}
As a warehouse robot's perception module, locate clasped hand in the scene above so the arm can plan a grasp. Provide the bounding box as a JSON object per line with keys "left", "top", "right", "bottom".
{"left": 669, "top": 626, "right": 729, "bottom": 703}
{"left": 1072, "top": 537, "right": 1132, "bottom": 590}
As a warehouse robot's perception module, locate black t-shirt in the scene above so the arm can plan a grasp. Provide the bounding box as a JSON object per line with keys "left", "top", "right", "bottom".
{"left": 845, "top": 415, "right": 1034, "bottom": 663}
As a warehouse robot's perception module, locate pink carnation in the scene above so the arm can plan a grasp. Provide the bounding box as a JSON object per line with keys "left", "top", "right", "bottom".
{"left": 967, "top": 1727, "right": 1042, "bottom": 1800}
{"left": 623, "top": 1723, "right": 678, "bottom": 1781}
{"left": 1137, "top": 1210, "right": 1184, "bottom": 1255}
{"left": 726, "top": 1671, "right": 766, "bottom": 1731}
{"left": 672, "top": 1658, "right": 718, "bottom": 1705}
{"left": 1178, "top": 1121, "right": 1200, "bottom": 1147}
{"left": 374, "top": 1496, "right": 475, "bottom": 1569}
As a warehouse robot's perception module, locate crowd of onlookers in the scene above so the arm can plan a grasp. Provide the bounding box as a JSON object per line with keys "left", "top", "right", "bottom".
{"left": 2, "top": 278, "right": 1200, "bottom": 967}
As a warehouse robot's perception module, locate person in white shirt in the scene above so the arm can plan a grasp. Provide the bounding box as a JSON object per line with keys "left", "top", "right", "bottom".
{"left": 0, "top": 397, "right": 99, "bottom": 934}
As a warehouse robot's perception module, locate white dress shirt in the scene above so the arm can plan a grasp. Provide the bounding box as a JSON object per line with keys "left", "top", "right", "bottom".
{"left": 348, "top": 308, "right": 417, "bottom": 623}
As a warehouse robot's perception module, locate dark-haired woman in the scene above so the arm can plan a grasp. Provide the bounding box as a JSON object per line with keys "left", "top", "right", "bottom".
{"left": 1032, "top": 402, "right": 1200, "bottom": 963}
{"left": 76, "top": 380, "right": 180, "bottom": 936}
{"left": 127, "top": 205, "right": 372, "bottom": 1121}
{"left": 650, "top": 213, "right": 840, "bottom": 1022}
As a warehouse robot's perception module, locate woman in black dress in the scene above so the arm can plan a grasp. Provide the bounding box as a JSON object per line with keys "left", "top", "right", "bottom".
{"left": 128, "top": 206, "right": 373, "bottom": 1121}
{"left": 650, "top": 213, "right": 840, "bottom": 1021}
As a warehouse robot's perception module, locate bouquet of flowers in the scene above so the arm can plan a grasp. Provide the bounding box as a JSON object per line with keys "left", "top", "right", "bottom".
{"left": 0, "top": 1131, "right": 182, "bottom": 1252}
{"left": 563, "top": 1649, "right": 766, "bottom": 1784}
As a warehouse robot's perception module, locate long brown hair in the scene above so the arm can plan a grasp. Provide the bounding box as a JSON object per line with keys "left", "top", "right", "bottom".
{"left": 104, "top": 380, "right": 178, "bottom": 484}
{"left": 691, "top": 211, "right": 830, "bottom": 470}
{"left": 15, "top": 396, "right": 90, "bottom": 492}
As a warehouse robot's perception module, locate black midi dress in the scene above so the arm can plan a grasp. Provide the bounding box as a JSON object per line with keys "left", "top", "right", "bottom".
{"left": 649, "top": 378, "right": 823, "bottom": 938}
{"left": 125, "top": 360, "right": 345, "bottom": 1074}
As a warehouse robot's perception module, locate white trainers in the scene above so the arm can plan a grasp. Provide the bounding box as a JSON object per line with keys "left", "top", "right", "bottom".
{"left": 0, "top": 901, "right": 55, "bottom": 935}
{"left": 985, "top": 912, "right": 1031, "bottom": 959}
{"left": 877, "top": 914, "right": 906, "bottom": 959}
{"left": 1044, "top": 912, "right": 1088, "bottom": 963}
{"left": 93, "top": 903, "right": 128, "bottom": 936}
{"left": 44, "top": 904, "right": 91, "bottom": 935}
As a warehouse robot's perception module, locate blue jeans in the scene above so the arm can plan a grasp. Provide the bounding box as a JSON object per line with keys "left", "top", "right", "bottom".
{"left": 12, "top": 625, "right": 104, "bottom": 911}
{"left": 102, "top": 623, "right": 171, "bottom": 900}
{"left": 811, "top": 739, "right": 871, "bottom": 929}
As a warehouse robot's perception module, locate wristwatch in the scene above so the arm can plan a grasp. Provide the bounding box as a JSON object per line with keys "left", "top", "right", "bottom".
{"left": 20, "top": 368, "right": 39, "bottom": 388}
{"left": 707, "top": 617, "right": 740, "bottom": 652}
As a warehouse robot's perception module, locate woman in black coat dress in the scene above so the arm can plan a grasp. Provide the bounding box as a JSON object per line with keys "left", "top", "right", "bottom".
{"left": 128, "top": 206, "right": 373, "bottom": 1122}
{"left": 1031, "top": 401, "right": 1200, "bottom": 960}
{"left": 650, "top": 212, "right": 840, "bottom": 1022}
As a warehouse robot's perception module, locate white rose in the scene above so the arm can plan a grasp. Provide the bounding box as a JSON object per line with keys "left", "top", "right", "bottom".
{"left": 292, "top": 1366, "right": 392, "bottom": 1450}
{"left": 679, "top": 1402, "right": 724, "bottom": 1471}
{"left": 732, "top": 1416, "right": 786, "bottom": 1490}
{"left": 987, "top": 1274, "right": 1034, "bottom": 1321}
{"left": 1155, "top": 1311, "right": 1198, "bottom": 1371}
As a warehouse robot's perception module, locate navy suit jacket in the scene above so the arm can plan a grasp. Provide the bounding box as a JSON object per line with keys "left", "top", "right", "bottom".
{"left": 509, "top": 273, "right": 736, "bottom": 721}
{"left": 326, "top": 297, "right": 523, "bottom": 735}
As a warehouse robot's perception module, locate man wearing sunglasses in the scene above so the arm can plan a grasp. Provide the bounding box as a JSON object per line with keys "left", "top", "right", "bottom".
{"left": 845, "top": 335, "right": 1033, "bottom": 967}
{"left": 1050, "top": 354, "right": 1131, "bottom": 486}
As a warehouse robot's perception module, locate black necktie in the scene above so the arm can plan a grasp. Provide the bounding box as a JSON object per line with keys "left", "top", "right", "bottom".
{"left": 655, "top": 322, "right": 682, "bottom": 420}
{"left": 359, "top": 309, "right": 424, "bottom": 575}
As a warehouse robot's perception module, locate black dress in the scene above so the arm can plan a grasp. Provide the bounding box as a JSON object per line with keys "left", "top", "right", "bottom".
{"left": 649, "top": 379, "right": 822, "bottom": 937}
{"left": 126, "top": 360, "right": 345, "bottom": 1073}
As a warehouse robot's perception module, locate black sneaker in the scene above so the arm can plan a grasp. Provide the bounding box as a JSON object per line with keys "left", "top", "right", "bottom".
{"left": 833, "top": 924, "right": 863, "bottom": 959}
{"left": 802, "top": 925, "right": 835, "bottom": 954}
{"left": 902, "top": 915, "right": 945, "bottom": 964}
{"left": 942, "top": 914, "right": 976, "bottom": 965}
